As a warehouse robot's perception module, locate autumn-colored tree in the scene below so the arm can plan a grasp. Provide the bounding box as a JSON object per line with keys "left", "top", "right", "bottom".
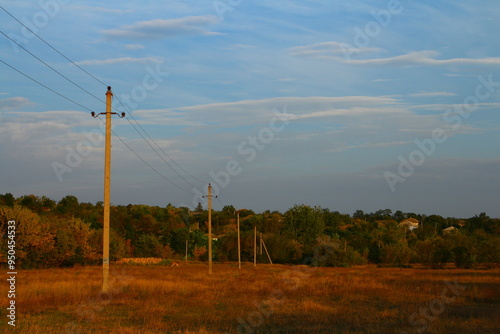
{"left": 0, "top": 206, "right": 55, "bottom": 268}
{"left": 193, "top": 246, "right": 207, "bottom": 261}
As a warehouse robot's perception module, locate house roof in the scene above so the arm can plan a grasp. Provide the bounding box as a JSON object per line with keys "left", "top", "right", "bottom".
{"left": 401, "top": 218, "right": 419, "bottom": 225}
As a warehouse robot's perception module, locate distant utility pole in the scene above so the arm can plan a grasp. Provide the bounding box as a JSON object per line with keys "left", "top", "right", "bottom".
{"left": 91, "top": 86, "right": 125, "bottom": 293}
{"left": 203, "top": 184, "right": 216, "bottom": 274}
{"left": 262, "top": 236, "right": 273, "bottom": 265}
{"left": 260, "top": 232, "right": 263, "bottom": 255}
{"left": 236, "top": 210, "right": 242, "bottom": 270}
{"left": 254, "top": 225, "right": 257, "bottom": 267}
{"left": 185, "top": 227, "right": 189, "bottom": 262}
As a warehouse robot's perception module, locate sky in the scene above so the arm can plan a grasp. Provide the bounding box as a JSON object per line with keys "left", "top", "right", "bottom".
{"left": 0, "top": 0, "right": 499, "bottom": 218}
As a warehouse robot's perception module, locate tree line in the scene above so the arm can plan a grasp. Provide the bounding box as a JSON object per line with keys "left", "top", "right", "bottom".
{"left": 0, "top": 193, "right": 498, "bottom": 269}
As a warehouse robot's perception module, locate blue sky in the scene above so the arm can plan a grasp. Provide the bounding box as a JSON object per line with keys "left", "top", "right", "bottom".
{"left": 0, "top": 0, "right": 499, "bottom": 217}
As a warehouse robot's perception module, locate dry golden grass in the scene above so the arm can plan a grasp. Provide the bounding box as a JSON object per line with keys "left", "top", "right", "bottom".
{"left": 0, "top": 263, "right": 499, "bottom": 333}
{"left": 116, "top": 258, "right": 164, "bottom": 265}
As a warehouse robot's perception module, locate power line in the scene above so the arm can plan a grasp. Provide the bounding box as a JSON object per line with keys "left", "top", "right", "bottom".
{"left": 1, "top": 29, "right": 206, "bottom": 190}
{"left": 1, "top": 6, "right": 208, "bottom": 192}
{"left": 123, "top": 115, "right": 201, "bottom": 190}
{"left": 0, "top": 58, "right": 195, "bottom": 196}
{"left": 114, "top": 95, "right": 208, "bottom": 185}
{"left": 0, "top": 29, "right": 105, "bottom": 106}
{"left": 1, "top": 31, "right": 206, "bottom": 188}
{"left": 96, "top": 115, "right": 195, "bottom": 195}
{"left": 0, "top": 4, "right": 107, "bottom": 87}
{"left": 0, "top": 58, "right": 97, "bottom": 113}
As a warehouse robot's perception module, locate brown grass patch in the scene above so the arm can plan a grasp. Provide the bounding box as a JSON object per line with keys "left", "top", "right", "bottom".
{"left": 0, "top": 263, "right": 498, "bottom": 333}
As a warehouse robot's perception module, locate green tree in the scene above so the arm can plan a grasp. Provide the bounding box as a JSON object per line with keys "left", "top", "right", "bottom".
{"left": 51, "top": 217, "right": 97, "bottom": 266}
{"left": 315, "top": 235, "right": 366, "bottom": 267}
{"left": 473, "top": 230, "right": 500, "bottom": 267}
{"left": 322, "top": 209, "right": 350, "bottom": 237}
{"left": 56, "top": 195, "right": 79, "bottom": 214}
{"left": 284, "top": 204, "right": 325, "bottom": 251}
{"left": 0, "top": 193, "right": 15, "bottom": 207}
{"left": 380, "top": 242, "right": 413, "bottom": 265}
{"left": 263, "top": 233, "right": 303, "bottom": 264}
{"left": 134, "top": 233, "right": 163, "bottom": 258}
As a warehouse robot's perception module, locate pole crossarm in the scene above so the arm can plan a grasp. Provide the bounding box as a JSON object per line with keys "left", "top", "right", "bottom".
{"left": 91, "top": 87, "right": 125, "bottom": 119}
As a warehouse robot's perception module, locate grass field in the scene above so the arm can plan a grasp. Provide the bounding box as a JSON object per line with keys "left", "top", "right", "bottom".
{"left": 1, "top": 262, "right": 499, "bottom": 333}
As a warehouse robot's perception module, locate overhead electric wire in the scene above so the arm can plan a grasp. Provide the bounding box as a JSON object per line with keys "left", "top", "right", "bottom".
{"left": 123, "top": 116, "right": 201, "bottom": 190}
{"left": 114, "top": 95, "right": 208, "bottom": 185}
{"left": 0, "top": 58, "right": 97, "bottom": 113}
{"left": 0, "top": 58, "right": 195, "bottom": 196}
{"left": 97, "top": 114, "right": 194, "bottom": 195}
{"left": 0, "top": 29, "right": 106, "bottom": 107}
{"left": 1, "top": 6, "right": 209, "bottom": 194}
{"left": 0, "top": 4, "right": 108, "bottom": 87}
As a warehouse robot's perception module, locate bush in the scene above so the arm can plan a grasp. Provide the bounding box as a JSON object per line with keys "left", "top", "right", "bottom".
{"left": 452, "top": 246, "right": 473, "bottom": 269}
{"left": 314, "top": 236, "right": 366, "bottom": 267}
{"left": 380, "top": 242, "right": 414, "bottom": 266}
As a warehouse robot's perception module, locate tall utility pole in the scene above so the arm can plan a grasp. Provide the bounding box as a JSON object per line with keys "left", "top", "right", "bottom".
{"left": 236, "top": 210, "right": 241, "bottom": 270}
{"left": 203, "top": 184, "right": 215, "bottom": 274}
{"left": 91, "top": 86, "right": 125, "bottom": 293}
{"left": 254, "top": 225, "right": 257, "bottom": 267}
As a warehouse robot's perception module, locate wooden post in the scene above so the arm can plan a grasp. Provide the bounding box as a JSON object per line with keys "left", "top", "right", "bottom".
{"left": 260, "top": 232, "right": 263, "bottom": 255}
{"left": 208, "top": 184, "right": 212, "bottom": 274}
{"left": 102, "top": 87, "right": 112, "bottom": 293}
{"left": 262, "top": 237, "right": 273, "bottom": 265}
{"left": 237, "top": 210, "right": 241, "bottom": 270}
{"left": 253, "top": 225, "right": 257, "bottom": 267}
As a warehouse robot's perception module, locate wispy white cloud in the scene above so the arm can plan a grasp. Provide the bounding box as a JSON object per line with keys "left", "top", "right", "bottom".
{"left": 133, "top": 95, "right": 465, "bottom": 142}
{"left": 328, "top": 141, "right": 412, "bottom": 153}
{"left": 347, "top": 51, "right": 500, "bottom": 66}
{"left": 411, "top": 102, "right": 500, "bottom": 111}
{"left": 372, "top": 79, "right": 399, "bottom": 83}
{"left": 74, "top": 57, "right": 163, "bottom": 66}
{"left": 102, "top": 16, "right": 219, "bottom": 40}
{"left": 409, "top": 92, "right": 457, "bottom": 97}
{"left": 72, "top": 6, "right": 133, "bottom": 14}
{"left": 0, "top": 97, "right": 34, "bottom": 111}
{"left": 123, "top": 44, "right": 145, "bottom": 50}
{"left": 289, "top": 41, "right": 382, "bottom": 60}
{"left": 290, "top": 45, "right": 500, "bottom": 67}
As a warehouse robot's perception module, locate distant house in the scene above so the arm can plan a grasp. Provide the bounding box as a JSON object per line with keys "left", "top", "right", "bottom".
{"left": 442, "top": 226, "right": 456, "bottom": 235}
{"left": 399, "top": 218, "right": 419, "bottom": 231}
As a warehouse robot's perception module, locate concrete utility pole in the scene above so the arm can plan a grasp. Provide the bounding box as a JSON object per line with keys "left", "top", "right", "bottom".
{"left": 254, "top": 225, "right": 257, "bottom": 267}
{"left": 236, "top": 210, "right": 241, "bottom": 270}
{"left": 203, "top": 184, "right": 215, "bottom": 274}
{"left": 91, "top": 86, "right": 125, "bottom": 293}
{"left": 260, "top": 232, "right": 263, "bottom": 255}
